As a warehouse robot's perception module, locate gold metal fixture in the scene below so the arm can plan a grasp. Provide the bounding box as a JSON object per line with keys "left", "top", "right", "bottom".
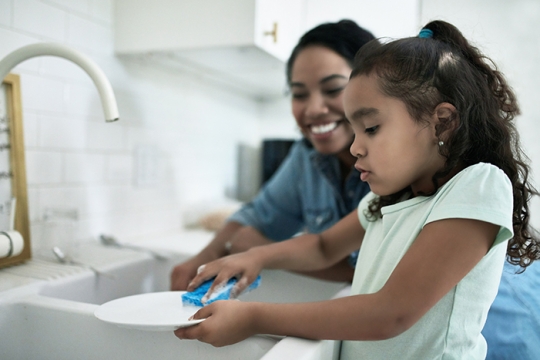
{"left": 264, "top": 22, "right": 278, "bottom": 43}
{"left": 0, "top": 74, "right": 30, "bottom": 268}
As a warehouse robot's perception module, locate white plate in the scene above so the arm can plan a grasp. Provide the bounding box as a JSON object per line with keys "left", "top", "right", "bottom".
{"left": 94, "top": 291, "right": 205, "bottom": 331}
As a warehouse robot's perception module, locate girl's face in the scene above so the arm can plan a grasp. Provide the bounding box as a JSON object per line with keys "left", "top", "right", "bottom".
{"left": 290, "top": 46, "right": 354, "bottom": 156}
{"left": 343, "top": 74, "right": 445, "bottom": 197}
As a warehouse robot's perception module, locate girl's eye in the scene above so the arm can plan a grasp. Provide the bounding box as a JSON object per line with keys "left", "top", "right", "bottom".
{"left": 365, "top": 125, "right": 379, "bottom": 135}
{"left": 325, "top": 87, "right": 345, "bottom": 97}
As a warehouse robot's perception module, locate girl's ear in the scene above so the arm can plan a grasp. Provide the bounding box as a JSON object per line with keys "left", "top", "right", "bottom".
{"left": 433, "top": 102, "right": 459, "bottom": 140}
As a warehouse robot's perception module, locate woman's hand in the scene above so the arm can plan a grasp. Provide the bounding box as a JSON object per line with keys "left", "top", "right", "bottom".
{"left": 174, "top": 300, "right": 257, "bottom": 347}
{"left": 170, "top": 257, "right": 202, "bottom": 291}
{"left": 187, "top": 250, "right": 263, "bottom": 301}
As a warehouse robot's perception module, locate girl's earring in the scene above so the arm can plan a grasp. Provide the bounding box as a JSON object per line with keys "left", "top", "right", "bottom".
{"left": 438, "top": 141, "right": 444, "bottom": 147}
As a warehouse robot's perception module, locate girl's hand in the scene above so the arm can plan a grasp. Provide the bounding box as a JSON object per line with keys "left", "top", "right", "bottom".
{"left": 174, "top": 300, "right": 257, "bottom": 347}
{"left": 186, "top": 250, "right": 262, "bottom": 302}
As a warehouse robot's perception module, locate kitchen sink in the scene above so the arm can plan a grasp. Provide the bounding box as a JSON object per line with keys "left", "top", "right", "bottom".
{"left": 0, "top": 239, "right": 348, "bottom": 360}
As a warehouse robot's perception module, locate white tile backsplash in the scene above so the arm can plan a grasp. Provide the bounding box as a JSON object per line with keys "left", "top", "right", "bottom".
{"left": 26, "top": 150, "right": 63, "bottom": 184}
{"left": 89, "top": 0, "right": 112, "bottom": 23}
{"left": 0, "top": 1, "right": 12, "bottom": 27}
{"left": 64, "top": 152, "right": 106, "bottom": 183}
{"left": 20, "top": 73, "right": 65, "bottom": 113}
{"left": 105, "top": 154, "right": 132, "bottom": 183}
{"left": 63, "top": 82, "right": 104, "bottom": 118}
{"left": 86, "top": 121, "right": 126, "bottom": 151}
{"left": 67, "top": 13, "right": 112, "bottom": 54}
{"left": 13, "top": 0, "right": 66, "bottom": 41}
{"left": 39, "top": 56, "right": 92, "bottom": 82}
{"left": 38, "top": 114, "right": 87, "bottom": 149}
{"left": 22, "top": 111, "right": 39, "bottom": 147}
{"left": 0, "top": 28, "right": 38, "bottom": 66}
{"left": 45, "top": 0, "right": 90, "bottom": 14}
{"left": 1, "top": 0, "right": 268, "bottom": 249}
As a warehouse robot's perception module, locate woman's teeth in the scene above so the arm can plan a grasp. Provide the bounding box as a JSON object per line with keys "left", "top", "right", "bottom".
{"left": 311, "top": 122, "right": 338, "bottom": 134}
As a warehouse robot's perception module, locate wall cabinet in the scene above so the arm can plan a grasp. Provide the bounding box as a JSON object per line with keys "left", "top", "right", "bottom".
{"left": 114, "top": 0, "right": 420, "bottom": 101}
{"left": 115, "top": 0, "right": 305, "bottom": 100}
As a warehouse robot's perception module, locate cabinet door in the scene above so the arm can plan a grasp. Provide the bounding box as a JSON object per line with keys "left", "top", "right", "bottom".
{"left": 303, "top": 0, "right": 420, "bottom": 40}
{"left": 254, "top": 0, "right": 306, "bottom": 62}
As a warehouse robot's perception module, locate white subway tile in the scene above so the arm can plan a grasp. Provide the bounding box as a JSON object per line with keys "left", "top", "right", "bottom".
{"left": 38, "top": 114, "right": 87, "bottom": 149}
{"left": 64, "top": 152, "right": 105, "bottom": 183}
{"left": 13, "top": 0, "right": 66, "bottom": 41}
{"left": 20, "top": 74, "right": 65, "bottom": 113}
{"left": 26, "top": 150, "right": 63, "bottom": 184}
{"left": 39, "top": 56, "right": 91, "bottom": 83}
{"left": 38, "top": 186, "right": 85, "bottom": 215}
{"left": 63, "top": 82, "right": 103, "bottom": 118}
{"left": 46, "top": 0, "right": 90, "bottom": 14}
{"left": 0, "top": 0, "right": 12, "bottom": 27}
{"left": 89, "top": 0, "right": 112, "bottom": 23}
{"left": 67, "top": 13, "right": 112, "bottom": 54}
{"left": 126, "top": 127, "right": 163, "bottom": 148}
{"left": 106, "top": 154, "right": 132, "bottom": 182}
{"left": 0, "top": 28, "right": 39, "bottom": 61}
{"left": 10, "top": 57, "right": 41, "bottom": 76}
{"left": 20, "top": 111, "right": 38, "bottom": 147}
{"left": 87, "top": 121, "right": 126, "bottom": 151}
{"left": 27, "top": 187, "right": 39, "bottom": 221}
{"left": 82, "top": 208, "right": 181, "bottom": 239}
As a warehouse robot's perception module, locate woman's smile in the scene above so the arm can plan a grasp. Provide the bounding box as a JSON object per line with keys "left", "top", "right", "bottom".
{"left": 290, "top": 46, "right": 355, "bottom": 157}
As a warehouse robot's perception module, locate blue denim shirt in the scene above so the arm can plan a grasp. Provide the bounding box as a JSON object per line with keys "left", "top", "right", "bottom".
{"left": 228, "top": 139, "right": 370, "bottom": 264}
{"left": 482, "top": 260, "right": 540, "bottom": 359}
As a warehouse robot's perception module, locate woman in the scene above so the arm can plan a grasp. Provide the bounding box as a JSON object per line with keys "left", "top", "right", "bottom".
{"left": 170, "top": 20, "right": 376, "bottom": 290}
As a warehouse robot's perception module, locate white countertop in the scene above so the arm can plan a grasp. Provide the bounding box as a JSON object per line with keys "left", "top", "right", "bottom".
{"left": 0, "top": 229, "right": 215, "bottom": 293}
{"left": 122, "top": 229, "right": 215, "bottom": 255}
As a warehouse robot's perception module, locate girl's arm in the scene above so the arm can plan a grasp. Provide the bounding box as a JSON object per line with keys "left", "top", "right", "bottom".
{"left": 176, "top": 217, "right": 498, "bottom": 346}
{"left": 186, "top": 209, "right": 364, "bottom": 297}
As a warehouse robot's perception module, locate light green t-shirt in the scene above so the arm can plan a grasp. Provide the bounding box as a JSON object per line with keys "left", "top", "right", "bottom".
{"left": 341, "top": 163, "right": 513, "bottom": 360}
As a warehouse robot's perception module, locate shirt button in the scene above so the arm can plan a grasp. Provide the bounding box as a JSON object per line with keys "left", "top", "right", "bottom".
{"left": 316, "top": 216, "right": 323, "bottom": 224}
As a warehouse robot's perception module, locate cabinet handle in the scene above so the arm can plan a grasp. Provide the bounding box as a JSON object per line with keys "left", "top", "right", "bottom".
{"left": 264, "top": 22, "right": 278, "bottom": 43}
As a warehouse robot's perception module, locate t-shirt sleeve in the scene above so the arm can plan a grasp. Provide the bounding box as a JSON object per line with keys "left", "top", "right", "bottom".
{"left": 426, "top": 163, "right": 514, "bottom": 247}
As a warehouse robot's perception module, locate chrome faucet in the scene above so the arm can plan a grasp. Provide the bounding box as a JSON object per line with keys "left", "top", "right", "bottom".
{"left": 0, "top": 42, "right": 119, "bottom": 122}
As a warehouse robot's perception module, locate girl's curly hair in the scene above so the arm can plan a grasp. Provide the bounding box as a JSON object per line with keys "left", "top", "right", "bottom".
{"left": 351, "top": 20, "right": 539, "bottom": 270}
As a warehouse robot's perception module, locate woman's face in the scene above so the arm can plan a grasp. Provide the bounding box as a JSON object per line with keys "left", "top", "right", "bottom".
{"left": 290, "top": 46, "right": 354, "bottom": 155}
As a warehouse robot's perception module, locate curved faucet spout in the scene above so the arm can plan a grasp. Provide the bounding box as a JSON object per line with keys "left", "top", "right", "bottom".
{"left": 0, "top": 43, "right": 119, "bottom": 122}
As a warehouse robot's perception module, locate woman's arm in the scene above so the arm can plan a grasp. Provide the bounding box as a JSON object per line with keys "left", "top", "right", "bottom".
{"left": 187, "top": 210, "right": 364, "bottom": 295}
{"left": 170, "top": 221, "right": 244, "bottom": 290}
{"left": 176, "top": 218, "right": 499, "bottom": 346}
{"left": 229, "top": 227, "right": 355, "bottom": 282}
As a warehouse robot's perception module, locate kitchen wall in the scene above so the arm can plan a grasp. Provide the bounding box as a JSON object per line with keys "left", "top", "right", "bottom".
{"left": 1, "top": 0, "right": 539, "bottom": 256}
{"left": 0, "top": 0, "right": 265, "bottom": 251}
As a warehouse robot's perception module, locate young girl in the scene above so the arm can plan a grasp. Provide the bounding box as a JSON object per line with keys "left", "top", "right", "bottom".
{"left": 175, "top": 20, "right": 539, "bottom": 359}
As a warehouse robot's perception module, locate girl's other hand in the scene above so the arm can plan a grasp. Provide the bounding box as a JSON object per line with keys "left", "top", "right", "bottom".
{"left": 174, "top": 300, "right": 257, "bottom": 347}
{"left": 186, "top": 251, "right": 262, "bottom": 302}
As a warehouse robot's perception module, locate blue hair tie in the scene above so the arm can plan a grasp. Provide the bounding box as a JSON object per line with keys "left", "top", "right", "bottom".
{"left": 418, "top": 28, "right": 433, "bottom": 39}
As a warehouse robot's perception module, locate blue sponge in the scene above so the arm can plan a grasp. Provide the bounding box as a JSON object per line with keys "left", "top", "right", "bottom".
{"left": 182, "top": 275, "right": 262, "bottom": 307}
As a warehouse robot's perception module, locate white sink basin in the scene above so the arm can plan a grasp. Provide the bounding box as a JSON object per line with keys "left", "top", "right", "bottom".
{"left": 0, "top": 241, "right": 348, "bottom": 360}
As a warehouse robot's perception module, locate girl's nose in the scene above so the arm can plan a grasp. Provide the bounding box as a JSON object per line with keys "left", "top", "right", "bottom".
{"left": 350, "top": 137, "right": 366, "bottom": 158}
